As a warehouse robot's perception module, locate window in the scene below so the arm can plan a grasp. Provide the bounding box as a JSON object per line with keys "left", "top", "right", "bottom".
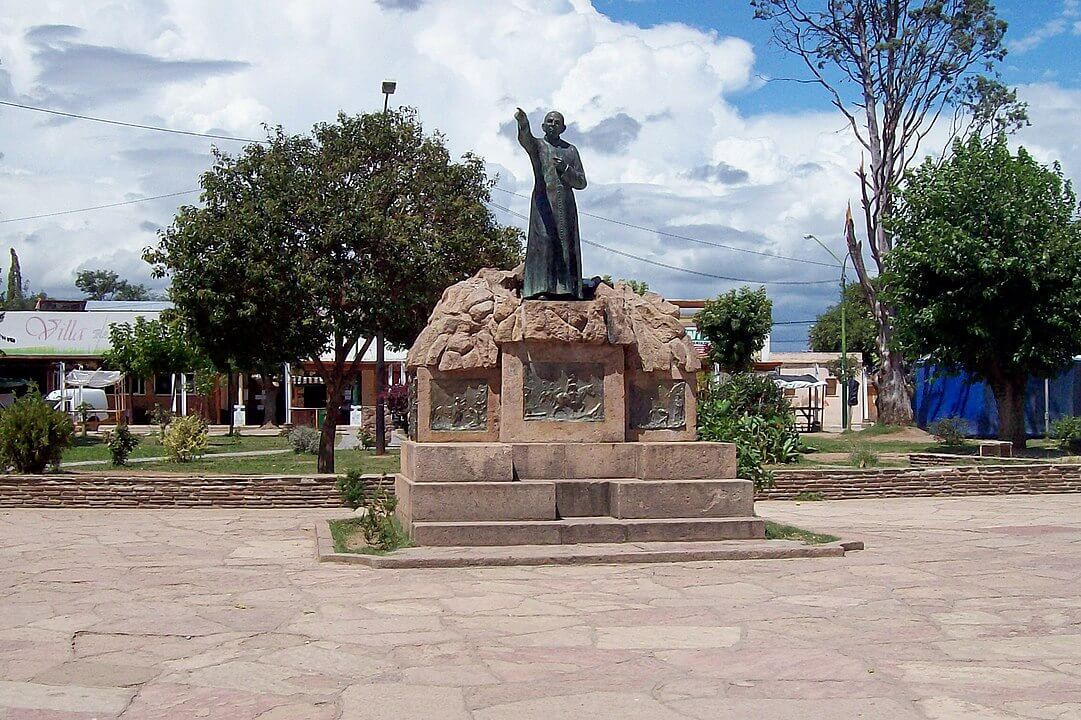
{"left": 825, "top": 377, "right": 838, "bottom": 397}
{"left": 129, "top": 376, "right": 146, "bottom": 395}
{"left": 153, "top": 374, "right": 172, "bottom": 396}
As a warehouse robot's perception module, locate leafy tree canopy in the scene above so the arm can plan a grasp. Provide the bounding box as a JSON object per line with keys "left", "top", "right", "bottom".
{"left": 146, "top": 108, "right": 522, "bottom": 471}
{"left": 103, "top": 316, "right": 209, "bottom": 381}
{"left": 885, "top": 134, "right": 1081, "bottom": 446}
{"left": 696, "top": 286, "right": 773, "bottom": 373}
{"left": 600, "top": 275, "right": 648, "bottom": 295}
{"left": 808, "top": 282, "right": 880, "bottom": 368}
{"left": 75, "top": 269, "right": 152, "bottom": 301}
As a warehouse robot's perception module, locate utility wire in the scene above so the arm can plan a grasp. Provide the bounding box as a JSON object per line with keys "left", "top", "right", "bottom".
{"left": 0, "top": 190, "right": 200, "bottom": 224}
{"left": 487, "top": 200, "right": 834, "bottom": 287}
{"left": 0, "top": 100, "right": 266, "bottom": 144}
{"left": 491, "top": 185, "right": 837, "bottom": 269}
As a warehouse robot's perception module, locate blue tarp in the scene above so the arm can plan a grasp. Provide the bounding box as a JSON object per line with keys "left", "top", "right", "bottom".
{"left": 914, "top": 361, "right": 1081, "bottom": 438}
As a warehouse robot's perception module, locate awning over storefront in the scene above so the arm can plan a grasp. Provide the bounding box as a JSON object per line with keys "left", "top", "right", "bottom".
{"left": 770, "top": 373, "right": 827, "bottom": 390}
{"left": 65, "top": 369, "right": 124, "bottom": 388}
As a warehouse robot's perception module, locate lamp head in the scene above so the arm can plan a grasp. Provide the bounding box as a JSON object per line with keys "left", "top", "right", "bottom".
{"left": 382, "top": 80, "right": 397, "bottom": 95}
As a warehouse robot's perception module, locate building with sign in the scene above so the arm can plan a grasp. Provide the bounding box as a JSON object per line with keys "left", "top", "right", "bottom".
{"left": 0, "top": 300, "right": 406, "bottom": 428}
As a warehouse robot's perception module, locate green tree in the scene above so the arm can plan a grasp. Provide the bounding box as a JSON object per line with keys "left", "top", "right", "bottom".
{"left": 1, "top": 248, "right": 37, "bottom": 310}
{"left": 696, "top": 286, "right": 773, "bottom": 373}
{"left": 103, "top": 316, "right": 212, "bottom": 419}
{"left": 753, "top": 0, "right": 1026, "bottom": 425}
{"left": 600, "top": 275, "right": 649, "bottom": 295}
{"left": 75, "top": 269, "right": 152, "bottom": 301}
{"left": 808, "top": 282, "right": 879, "bottom": 368}
{"left": 885, "top": 135, "right": 1081, "bottom": 449}
{"left": 147, "top": 108, "right": 522, "bottom": 472}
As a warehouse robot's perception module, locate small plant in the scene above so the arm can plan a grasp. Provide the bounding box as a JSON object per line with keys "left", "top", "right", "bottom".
{"left": 0, "top": 390, "right": 75, "bottom": 472}
{"left": 793, "top": 491, "right": 825, "bottom": 502}
{"left": 1051, "top": 416, "right": 1081, "bottom": 454}
{"left": 358, "top": 427, "right": 375, "bottom": 451}
{"left": 929, "top": 416, "right": 969, "bottom": 447}
{"left": 162, "top": 414, "right": 209, "bottom": 462}
{"left": 360, "top": 484, "right": 408, "bottom": 551}
{"left": 765, "top": 520, "right": 839, "bottom": 545}
{"left": 103, "top": 423, "right": 140, "bottom": 466}
{"left": 75, "top": 402, "right": 93, "bottom": 438}
{"left": 148, "top": 403, "right": 174, "bottom": 441}
{"left": 288, "top": 425, "right": 321, "bottom": 455}
{"left": 848, "top": 442, "right": 880, "bottom": 468}
{"left": 336, "top": 469, "right": 369, "bottom": 509}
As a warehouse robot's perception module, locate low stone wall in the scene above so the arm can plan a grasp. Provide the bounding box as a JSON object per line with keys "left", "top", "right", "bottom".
{"left": 0, "top": 473, "right": 394, "bottom": 508}
{"left": 760, "top": 463, "right": 1081, "bottom": 500}
{"left": 908, "top": 453, "right": 1047, "bottom": 467}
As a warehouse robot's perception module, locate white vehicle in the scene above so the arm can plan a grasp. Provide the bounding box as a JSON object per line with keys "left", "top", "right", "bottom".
{"left": 44, "top": 388, "right": 111, "bottom": 421}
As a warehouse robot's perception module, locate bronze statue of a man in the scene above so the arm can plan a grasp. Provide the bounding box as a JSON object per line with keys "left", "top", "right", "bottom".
{"left": 514, "top": 107, "right": 587, "bottom": 300}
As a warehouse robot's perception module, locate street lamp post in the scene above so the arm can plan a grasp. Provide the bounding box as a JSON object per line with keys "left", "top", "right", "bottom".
{"left": 373, "top": 80, "right": 396, "bottom": 456}
{"left": 805, "top": 234, "right": 851, "bottom": 431}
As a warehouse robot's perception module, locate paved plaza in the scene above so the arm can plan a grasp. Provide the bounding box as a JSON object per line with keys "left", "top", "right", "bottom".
{"left": 1, "top": 495, "right": 1080, "bottom": 719}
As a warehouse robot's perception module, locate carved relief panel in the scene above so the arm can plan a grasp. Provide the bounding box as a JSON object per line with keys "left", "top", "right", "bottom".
{"left": 523, "top": 362, "right": 604, "bottom": 422}
{"left": 630, "top": 379, "right": 687, "bottom": 430}
{"left": 429, "top": 377, "right": 488, "bottom": 431}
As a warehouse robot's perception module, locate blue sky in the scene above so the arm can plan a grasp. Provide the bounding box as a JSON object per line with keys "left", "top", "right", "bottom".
{"left": 1, "top": 0, "right": 1079, "bottom": 351}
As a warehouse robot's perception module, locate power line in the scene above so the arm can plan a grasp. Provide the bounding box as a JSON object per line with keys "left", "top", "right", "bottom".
{"left": 0, "top": 190, "right": 200, "bottom": 224}
{"left": 487, "top": 200, "right": 834, "bottom": 287}
{"left": 491, "top": 185, "right": 837, "bottom": 269}
{"left": 0, "top": 100, "right": 266, "bottom": 144}
{"left": 772, "top": 320, "right": 817, "bottom": 325}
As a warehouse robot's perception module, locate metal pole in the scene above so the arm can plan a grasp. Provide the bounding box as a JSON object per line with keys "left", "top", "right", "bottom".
{"left": 840, "top": 257, "right": 849, "bottom": 431}
{"left": 375, "top": 333, "right": 386, "bottom": 454}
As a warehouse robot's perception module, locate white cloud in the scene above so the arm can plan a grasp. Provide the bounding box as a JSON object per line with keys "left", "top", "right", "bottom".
{"left": 0, "top": 0, "right": 1078, "bottom": 346}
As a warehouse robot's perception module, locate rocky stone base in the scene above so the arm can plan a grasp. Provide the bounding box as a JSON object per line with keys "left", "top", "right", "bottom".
{"left": 395, "top": 439, "right": 760, "bottom": 547}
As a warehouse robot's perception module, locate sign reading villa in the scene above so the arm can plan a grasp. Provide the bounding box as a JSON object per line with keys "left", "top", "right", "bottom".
{"left": 0, "top": 312, "right": 156, "bottom": 357}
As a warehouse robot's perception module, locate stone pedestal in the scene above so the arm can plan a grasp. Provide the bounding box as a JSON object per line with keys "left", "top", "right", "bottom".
{"left": 399, "top": 267, "right": 764, "bottom": 547}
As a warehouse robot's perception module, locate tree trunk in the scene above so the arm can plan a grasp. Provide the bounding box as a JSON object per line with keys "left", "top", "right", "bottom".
{"left": 874, "top": 350, "right": 912, "bottom": 425}
{"left": 317, "top": 382, "right": 341, "bottom": 474}
{"left": 261, "top": 366, "right": 279, "bottom": 427}
{"left": 990, "top": 372, "right": 1028, "bottom": 450}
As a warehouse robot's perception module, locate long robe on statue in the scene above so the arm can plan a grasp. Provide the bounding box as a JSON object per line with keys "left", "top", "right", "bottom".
{"left": 517, "top": 125, "right": 587, "bottom": 299}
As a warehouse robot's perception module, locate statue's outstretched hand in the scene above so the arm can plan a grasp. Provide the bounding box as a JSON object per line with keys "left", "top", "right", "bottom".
{"left": 514, "top": 107, "right": 527, "bottom": 124}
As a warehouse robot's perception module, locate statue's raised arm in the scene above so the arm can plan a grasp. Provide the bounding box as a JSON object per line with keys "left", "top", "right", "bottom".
{"left": 514, "top": 108, "right": 587, "bottom": 300}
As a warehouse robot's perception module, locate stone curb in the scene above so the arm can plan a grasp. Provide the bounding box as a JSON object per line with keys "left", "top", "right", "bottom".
{"left": 314, "top": 518, "right": 863, "bottom": 569}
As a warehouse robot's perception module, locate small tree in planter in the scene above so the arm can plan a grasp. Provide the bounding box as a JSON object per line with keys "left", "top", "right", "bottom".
{"left": 0, "top": 391, "right": 75, "bottom": 473}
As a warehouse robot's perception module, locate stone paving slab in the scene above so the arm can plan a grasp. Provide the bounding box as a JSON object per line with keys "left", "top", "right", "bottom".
{"left": 2, "top": 496, "right": 1081, "bottom": 718}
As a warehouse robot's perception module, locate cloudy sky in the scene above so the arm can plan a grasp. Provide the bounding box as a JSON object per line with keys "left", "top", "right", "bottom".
{"left": 1, "top": 0, "right": 1079, "bottom": 350}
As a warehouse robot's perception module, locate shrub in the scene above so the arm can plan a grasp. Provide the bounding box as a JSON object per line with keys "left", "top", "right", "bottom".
{"left": 383, "top": 384, "right": 409, "bottom": 415}
{"left": 358, "top": 427, "right": 375, "bottom": 451}
{"left": 697, "top": 373, "right": 799, "bottom": 490}
{"left": 149, "top": 404, "right": 174, "bottom": 441}
{"left": 288, "top": 425, "right": 321, "bottom": 455}
{"left": 337, "top": 469, "right": 369, "bottom": 509}
{"left": 103, "top": 423, "right": 140, "bottom": 465}
{"left": 848, "top": 443, "right": 880, "bottom": 468}
{"left": 929, "top": 416, "right": 969, "bottom": 446}
{"left": 75, "top": 402, "right": 93, "bottom": 438}
{"left": 162, "top": 414, "right": 209, "bottom": 462}
{"left": 0, "top": 391, "right": 75, "bottom": 473}
{"left": 1051, "top": 416, "right": 1081, "bottom": 454}
{"left": 360, "top": 484, "right": 409, "bottom": 551}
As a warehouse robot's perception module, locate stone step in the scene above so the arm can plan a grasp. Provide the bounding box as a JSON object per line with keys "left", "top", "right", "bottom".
{"left": 519, "top": 478, "right": 754, "bottom": 519}
{"left": 409, "top": 516, "right": 765, "bottom": 547}
{"left": 395, "top": 476, "right": 555, "bottom": 523}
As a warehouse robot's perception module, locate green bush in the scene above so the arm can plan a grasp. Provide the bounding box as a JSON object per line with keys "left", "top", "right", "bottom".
{"left": 358, "top": 427, "right": 375, "bottom": 451}
{"left": 162, "top": 414, "right": 209, "bottom": 462}
{"left": 360, "top": 485, "right": 409, "bottom": 551}
{"left": 697, "top": 373, "right": 799, "bottom": 490}
{"left": 0, "top": 391, "right": 75, "bottom": 473}
{"left": 1051, "top": 416, "right": 1081, "bottom": 453}
{"left": 288, "top": 425, "right": 321, "bottom": 454}
{"left": 149, "top": 403, "right": 174, "bottom": 442}
{"left": 848, "top": 442, "right": 880, "bottom": 468}
{"left": 929, "top": 416, "right": 969, "bottom": 446}
{"left": 103, "top": 423, "right": 140, "bottom": 466}
{"left": 337, "top": 469, "right": 369, "bottom": 509}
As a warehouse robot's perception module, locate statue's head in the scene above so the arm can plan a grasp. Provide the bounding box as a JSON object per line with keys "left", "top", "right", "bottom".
{"left": 542, "top": 111, "right": 566, "bottom": 140}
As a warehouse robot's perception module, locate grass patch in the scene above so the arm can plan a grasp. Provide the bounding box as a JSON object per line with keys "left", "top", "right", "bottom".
{"left": 845, "top": 423, "right": 905, "bottom": 437}
{"left": 328, "top": 517, "right": 413, "bottom": 555}
{"left": 62, "top": 434, "right": 291, "bottom": 464}
{"left": 792, "top": 491, "right": 825, "bottom": 502}
{"left": 765, "top": 520, "right": 839, "bottom": 545}
{"left": 109, "top": 449, "right": 400, "bottom": 475}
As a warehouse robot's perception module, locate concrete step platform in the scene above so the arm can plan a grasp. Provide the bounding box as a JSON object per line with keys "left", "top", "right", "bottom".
{"left": 315, "top": 522, "right": 863, "bottom": 568}
{"left": 409, "top": 516, "right": 766, "bottom": 547}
